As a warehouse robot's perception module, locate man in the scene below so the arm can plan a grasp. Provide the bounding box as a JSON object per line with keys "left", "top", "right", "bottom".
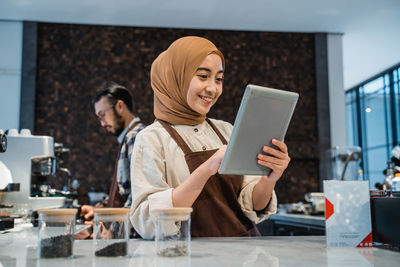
{"left": 80, "top": 82, "right": 145, "bottom": 236}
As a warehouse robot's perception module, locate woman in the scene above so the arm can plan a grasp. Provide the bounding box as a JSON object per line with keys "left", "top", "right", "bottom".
{"left": 129, "top": 36, "right": 290, "bottom": 239}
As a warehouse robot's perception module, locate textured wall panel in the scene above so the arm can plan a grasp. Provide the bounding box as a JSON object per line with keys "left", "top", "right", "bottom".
{"left": 35, "top": 23, "right": 319, "bottom": 204}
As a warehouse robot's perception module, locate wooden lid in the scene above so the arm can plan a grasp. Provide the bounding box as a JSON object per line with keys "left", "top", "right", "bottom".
{"left": 38, "top": 208, "right": 77, "bottom": 216}
{"left": 153, "top": 207, "right": 193, "bottom": 216}
{"left": 93, "top": 208, "right": 130, "bottom": 215}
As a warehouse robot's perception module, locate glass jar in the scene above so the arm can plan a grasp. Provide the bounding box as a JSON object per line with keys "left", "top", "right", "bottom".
{"left": 154, "top": 207, "right": 192, "bottom": 257}
{"left": 93, "top": 208, "right": 130, "bottom": 257}
{"left": 38, "top": 208, "right": 77, "bottom": 258}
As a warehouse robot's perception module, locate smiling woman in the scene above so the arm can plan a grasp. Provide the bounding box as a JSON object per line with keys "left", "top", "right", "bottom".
{"left": 186, "top": 54, "right": 224, "bottom": 115}
{"left": 128, "top": 36, "right": 291, "bottom": 239}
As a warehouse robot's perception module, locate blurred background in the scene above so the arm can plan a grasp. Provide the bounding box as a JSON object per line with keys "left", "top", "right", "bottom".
{"left": 1, "top": 0, "right": 399, "bottom": 206}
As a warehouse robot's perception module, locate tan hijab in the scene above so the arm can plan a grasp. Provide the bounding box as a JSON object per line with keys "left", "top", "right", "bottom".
{"left": 151, "top": 36, "right": 225, "bottom": 125}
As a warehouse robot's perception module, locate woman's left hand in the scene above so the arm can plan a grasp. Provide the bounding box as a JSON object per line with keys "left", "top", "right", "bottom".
{"left": 257, "top": 139, "right": 290, "bottom": 183}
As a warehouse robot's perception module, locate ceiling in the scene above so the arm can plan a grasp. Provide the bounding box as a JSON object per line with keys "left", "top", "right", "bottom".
{"left": 1, "top": 0, "right": 399, "bottom": 89}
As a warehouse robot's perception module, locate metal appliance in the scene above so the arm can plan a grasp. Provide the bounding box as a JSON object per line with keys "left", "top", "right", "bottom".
{"left": 279, "top": 192, "right": 325, "bottom": 215}
{"left": 0, "top": 129, "right": 6, "bottom": 153}
{"left": 326, "top": 146, "right": 362, "bottom": 180}
{"left": 0, "top": 129, "right": 65, "bottom": 211}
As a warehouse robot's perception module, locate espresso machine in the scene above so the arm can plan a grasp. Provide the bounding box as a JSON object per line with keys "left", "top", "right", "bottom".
{"left": 0, "top": 129, "right": 65, "bottom": 211}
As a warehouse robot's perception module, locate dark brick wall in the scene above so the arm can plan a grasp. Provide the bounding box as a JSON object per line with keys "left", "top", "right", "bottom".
{"left": 35, "top": 23, "right": 319, "bottom": 204}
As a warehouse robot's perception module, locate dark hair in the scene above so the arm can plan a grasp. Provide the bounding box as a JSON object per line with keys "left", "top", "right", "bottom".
{"left": 92, "top": 82, "right": 135, "bottom": 113}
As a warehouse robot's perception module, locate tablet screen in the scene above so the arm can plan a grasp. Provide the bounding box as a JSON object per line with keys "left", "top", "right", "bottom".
{"left": 218, "top": 84, "right": 298, "bottom": 175}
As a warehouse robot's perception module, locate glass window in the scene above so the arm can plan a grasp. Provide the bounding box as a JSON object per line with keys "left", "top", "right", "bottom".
{"left": 363, "top": 77, "right": 384, "bottom": 94}
{"left": 346, "top": 63, "right": 400, "bottom": 189}
{"left": 363, "top": 91, "right": 388, "bottom": 148}
{"left": 346, "top": 93, "right": 355, "bottom": 147}
{"left": 366, "top": 146, "right": 388, "bottom": 188}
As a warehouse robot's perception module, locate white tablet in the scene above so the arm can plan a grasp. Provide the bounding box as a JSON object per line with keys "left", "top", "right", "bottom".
{"left": 218, "top": 84, "right": 299, "bottom": 175}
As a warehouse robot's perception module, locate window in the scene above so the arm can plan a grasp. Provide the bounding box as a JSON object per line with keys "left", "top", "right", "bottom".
{"left": 346, "top": 64, "right": 400, "bottom": 188}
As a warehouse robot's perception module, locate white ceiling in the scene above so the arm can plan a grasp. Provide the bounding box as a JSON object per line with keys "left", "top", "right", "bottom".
{"left": 1, "top": 0, "right": 399, "bottom": 89}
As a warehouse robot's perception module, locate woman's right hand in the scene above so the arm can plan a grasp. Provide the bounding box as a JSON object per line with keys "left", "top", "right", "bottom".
{"left": 206, "top": 145, "right": 226, "bottom": 176}
{"left": 172, "top": 145, "right": 227, "bottom": 207}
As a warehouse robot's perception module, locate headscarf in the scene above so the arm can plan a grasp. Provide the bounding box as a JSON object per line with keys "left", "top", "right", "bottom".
{"left": 151, "top": 36, "right": 225, "bottom": 125}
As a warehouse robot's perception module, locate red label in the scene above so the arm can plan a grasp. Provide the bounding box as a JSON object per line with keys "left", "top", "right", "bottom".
{"left": 357, "top": 232, "right": 373, "bottom": 247}
{"left": 325, "top": 197, "right": 334, "bottom": 220}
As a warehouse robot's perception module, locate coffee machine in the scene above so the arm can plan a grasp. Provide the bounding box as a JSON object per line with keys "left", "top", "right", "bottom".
{"left": 0, "top": 129, "right": 65, "bottom": 211}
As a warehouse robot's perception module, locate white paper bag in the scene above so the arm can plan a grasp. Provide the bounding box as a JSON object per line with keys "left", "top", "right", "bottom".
{"left": 323, "top": 180, "right": 372, "bottom": 248}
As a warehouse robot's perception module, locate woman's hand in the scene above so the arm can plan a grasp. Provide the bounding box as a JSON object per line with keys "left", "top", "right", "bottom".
{"left": 207, "top": 145, "right": 227, "bottom": 176}
{"left": 252, "top": 139, "right": 290, "bottom": 210}
{"left": 172, "top": 145, "right": 226, "bottom": 208}
{"left": 257, "top": 139, "right": 290, "bottom": 182}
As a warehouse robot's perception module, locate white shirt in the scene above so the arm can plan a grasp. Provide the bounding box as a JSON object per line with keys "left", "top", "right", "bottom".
{"left": 129, "top": 118, "right": 277, "bottom": 239}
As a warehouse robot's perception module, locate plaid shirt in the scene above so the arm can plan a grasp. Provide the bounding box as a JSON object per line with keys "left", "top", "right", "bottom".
{"left": 116, "top": 117, "right": 145, "bottom": 207}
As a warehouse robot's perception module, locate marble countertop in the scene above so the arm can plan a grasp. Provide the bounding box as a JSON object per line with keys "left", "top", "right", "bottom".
{"left": 1, "top": 226, "right": 399, "bottom": 267}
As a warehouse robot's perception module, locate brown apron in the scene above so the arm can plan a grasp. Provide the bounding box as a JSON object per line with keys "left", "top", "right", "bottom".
{"left": 158, "top": 119, "right": 260, "bottom": 237}
{"left": 107, "top": 121, "right": 141, "bottom": 207}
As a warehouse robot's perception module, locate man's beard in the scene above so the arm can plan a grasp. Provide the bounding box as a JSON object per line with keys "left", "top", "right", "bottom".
{"left": 111, "top": 110, "right": 125, "bottom": 137}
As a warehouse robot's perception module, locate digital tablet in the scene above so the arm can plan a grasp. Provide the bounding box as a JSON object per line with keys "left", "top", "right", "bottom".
{"left": 218, "top": 84, "right": 298, "bottom": 175}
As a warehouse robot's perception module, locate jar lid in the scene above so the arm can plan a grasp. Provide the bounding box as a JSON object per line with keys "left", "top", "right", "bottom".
{"left": 93, "top": 208, "right": 130, "bottom": 215}
{"left": 38, "top": 208, "right": 77, "bottom": 215}
{"left": 153, "top": 207, "right": 193, "bottom": 216}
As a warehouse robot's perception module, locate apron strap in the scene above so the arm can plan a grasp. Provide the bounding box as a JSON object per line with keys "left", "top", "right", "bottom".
{"left": 157, "top": 119, "right": 193, "bottom": 154}
{"left": 158, "top": 118, "right": 228, "bottom": 155}
{"left": 206, "top": 118, "right": 228, "bottom": 145}
{"left": 108, "top": 120, "right": 141, "bottom": 207}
